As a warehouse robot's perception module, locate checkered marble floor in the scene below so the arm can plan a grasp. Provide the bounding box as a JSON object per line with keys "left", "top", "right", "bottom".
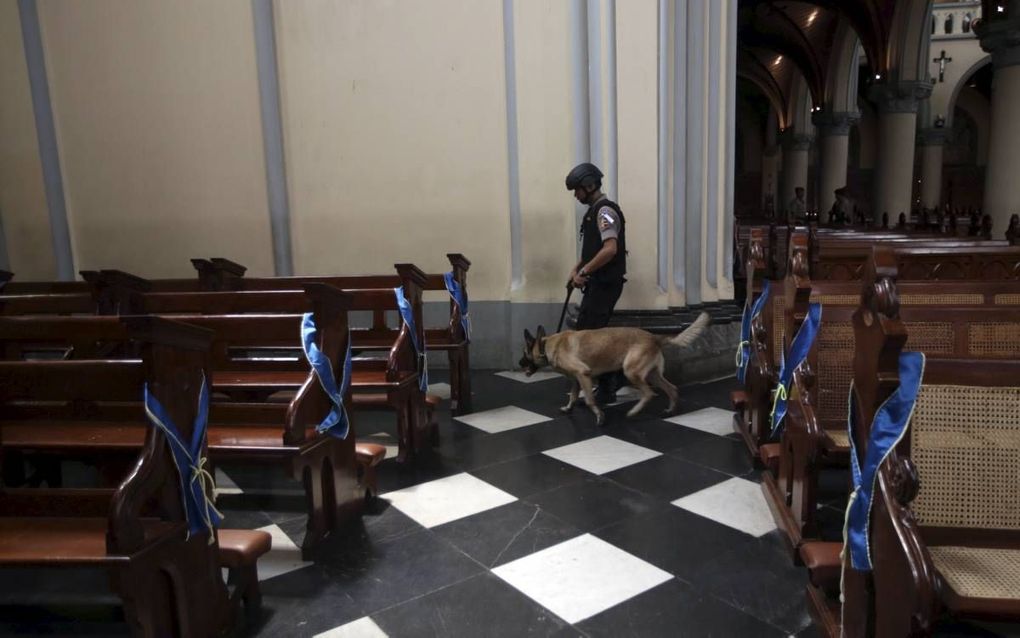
{"left": 5, "top": 370, "right": 1016, "bottom": 637}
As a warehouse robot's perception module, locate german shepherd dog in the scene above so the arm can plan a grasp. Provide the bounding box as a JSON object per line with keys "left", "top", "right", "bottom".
{"left": 520, "top": 312, "right": 711, "bottom": 426}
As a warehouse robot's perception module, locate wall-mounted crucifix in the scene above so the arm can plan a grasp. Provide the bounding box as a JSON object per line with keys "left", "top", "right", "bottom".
{"left": 934, "top": 50, "right": 952, "bottom": 83}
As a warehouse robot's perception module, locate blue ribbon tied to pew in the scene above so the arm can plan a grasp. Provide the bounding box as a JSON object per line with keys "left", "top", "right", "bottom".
{"left": 736, "top": 280, "right": 771, "bottom": 384}
{"left": 843, "top": 350, "right": 926, "bottom": 574}
{"left": 301, "top": 312, "right": 353, "bottom": 440}
{"left": 394, "top": 286, "right": 429, "bottom": 392}
{"left": 143, "top": 374, "right": 223, "bottom": 541}
{"left": 443, "top": 272, "right": 471, "bottom": 343}
{"left": 770, "top": 301, "right": 822, "bottom": 438}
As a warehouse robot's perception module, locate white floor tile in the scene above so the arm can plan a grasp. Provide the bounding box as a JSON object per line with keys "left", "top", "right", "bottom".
{"left": 665, "top": 407, "right": 736, "bottom": 437}
{"left": 495, "top": 370, "right": 562, "bottom": 383}
{"left": 672, "top": 477, "right": 777, "bottom": 537}
{"left": 255, "top": 523, "right": 314, "bottom": 582}
{"left": 427, "top": 382, "right": 451, "bottom": 400}
{"left": 383, "top": 472, "right": 517, "bottom": 528}
{"left": 314, "top": 617, "right": 388, "bottom": 638}
{"left": 454, "top": 405, "right": 551, "bottom": 434}
{"left": 493, "top": 533, "right": 672, "bottom": 624}
{"left": 542, "top": 435, "right": 661, "bottom": 475}
{"left": 215, "top": 468, "right": 242, "bottom": 496}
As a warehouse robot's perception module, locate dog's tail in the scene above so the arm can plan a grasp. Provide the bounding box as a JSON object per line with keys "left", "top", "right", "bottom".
{"left": 661, "top": 311, "right": 711, "bottom": 348}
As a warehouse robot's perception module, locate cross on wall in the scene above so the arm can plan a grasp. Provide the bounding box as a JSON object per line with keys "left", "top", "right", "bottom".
{"left": 934, "top": 50, "right": 952, "bottom": 83}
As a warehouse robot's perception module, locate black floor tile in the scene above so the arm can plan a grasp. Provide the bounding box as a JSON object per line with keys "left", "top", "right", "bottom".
{"left": 361, "top": 499, "right": 424, "bottom": 544}
{"left": 605, "top": 454, "right": 733, "bottom": 501}
{"left": 313, "top": 527, "right": 485, "bottom": 616}
{"left": 684, "top": 530, "right": 812, "bottom": 634}
{"left": 435, "top": 418, "right": 600, "bottom": 472}
{"left": 469, "top": 453, "right": 589, "bottom": 499}
{"left": 254, "top": 564, "right": 365, "bottom": 637}
{"left": 594, "top": 506, "right": 756, "bottom": 582}
{"left": 372, "top": 572, "right": 582, "bottom": 637}
{"left": 524, "top": 476, "right": 662, "bottom": 533}
{"left": 669, "top": 431, "right": 756, "bottom": 477}
{"left": 578, "top": 578, "right": 787, "bottom": 638}
{"left": 432, "top": 500, "right": 583, "bottom": 568}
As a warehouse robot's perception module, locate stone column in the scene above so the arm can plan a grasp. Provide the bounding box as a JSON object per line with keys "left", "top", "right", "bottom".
{"left": 869, "top": 81, "right": 933, "bottom": 225}
{"left": 812, "top": 111, "right": 857, "bottom": 215}
{"left": 917, "top": 128, "right": 949, "bottom": 210}
{"left": 761, "top": 145, "right": 781, "bottom": 214}
{"left": 976, "top": 10, "right": 1020, "bottom": 231}
{"left": 781, "top": 131, "right": 812, "bottom": 211}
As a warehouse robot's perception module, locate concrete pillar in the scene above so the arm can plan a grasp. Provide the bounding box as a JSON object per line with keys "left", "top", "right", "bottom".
{"left": 869, "top": 81, "right": 932, "bottom": 225}
{"left": 781, "top": 131, "right": 811, "bottom": 212}
{"left": 812, "top": 111, "right": 857, "bottom": 214}
{"left": 917, "top": 128, "right": 949, "bottom": 210}
{"left": 976, "top": 10, "right": 1020, "bottom": 232}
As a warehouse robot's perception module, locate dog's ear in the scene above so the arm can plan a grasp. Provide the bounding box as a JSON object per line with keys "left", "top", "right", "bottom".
{"left": 537, "top": 325, "right": 546, "bottom": 340}
{"left": 523, "top": 329, "right": 534, "bottom": 347}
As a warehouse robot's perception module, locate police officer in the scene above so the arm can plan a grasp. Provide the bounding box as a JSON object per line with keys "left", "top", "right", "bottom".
{"left": 565, "top": 162, "right": 627, "bottom": 401}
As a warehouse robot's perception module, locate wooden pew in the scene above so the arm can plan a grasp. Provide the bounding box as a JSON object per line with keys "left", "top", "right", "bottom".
{"left": 132, "top": 265, "right": 434, "bottom": 462}
{"left": 739, "top": 229, "right": 1020, "bottom": 458}
{"left": 196, "top": 255, "right": 474, "bottom": 415}
{"left": 0, "top": 317, "right": 265, "bottom": 636}
{"left": 0, "top": 285, "right": 367, "bottom": 555}
{"left": 814, "top": 258, "right": 1020, "bottom": 637}
{"left": 1, "top": 258, "right": 245, "bottom": 295}
{"left": 761, "top": 242, "right": 1020, "bottom": 555}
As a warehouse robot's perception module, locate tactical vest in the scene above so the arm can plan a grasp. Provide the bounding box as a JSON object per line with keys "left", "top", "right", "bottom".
{"left": 581, "top": 198, "right": 627, "bottom": 283}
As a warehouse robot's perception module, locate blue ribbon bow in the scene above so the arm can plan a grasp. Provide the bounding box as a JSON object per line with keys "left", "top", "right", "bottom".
{"left": 443, "top": 272, "right": 471, "bottom": 343}
{"left": 736, "top": 280, "right": 771, "bottom": 384}
{"left": 394, "top": 286, "right": 428, "bottom": 392}
{"left": 843, "top": 350, "right": 925, "bottom": 573}
{"left": 770, "top": 302, "right": 822, "bottom": 438}
{"left": 301, "top": 312, "right": 352, "bottom": 440}
{"left": 143, "top": 374, "right": 222, "bottom": 541}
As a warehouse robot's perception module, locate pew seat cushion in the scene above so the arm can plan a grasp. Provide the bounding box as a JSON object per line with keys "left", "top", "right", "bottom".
{"left": 217, "top": 529, "right": 272, "bottom": 569}
{"left": 799, "top": 541, "right": 842, "bottom": 591}
{"left": 0, "top": 518, "right": 178, "bottom": 565}
{"left": 930, "top": 546, "right": 1020, "bottom": 616}
{"left": 355, "top": 443, "right": 386, "bottom": 467}
{"left": 759, "top": 443, "right": 780, "bottom": 474}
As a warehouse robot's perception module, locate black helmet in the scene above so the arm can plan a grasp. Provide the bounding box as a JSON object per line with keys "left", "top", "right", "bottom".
{"left": 565, "top": 163, "right": 603, "bottom": 191}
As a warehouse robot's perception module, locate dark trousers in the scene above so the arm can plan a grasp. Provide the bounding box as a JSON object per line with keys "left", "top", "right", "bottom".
{"left": 576, "top": 278, "right": 625, "bottom": 394}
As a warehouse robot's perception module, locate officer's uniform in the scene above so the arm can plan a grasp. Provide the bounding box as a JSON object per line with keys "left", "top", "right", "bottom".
{"left": 576, "top": 196, "right": 627, "bottom": 331}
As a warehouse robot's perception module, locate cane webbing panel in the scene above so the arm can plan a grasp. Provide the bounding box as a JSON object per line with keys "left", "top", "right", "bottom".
{"left": 910, "top": 384, "right": 1020, "bottom": 529}
{"left": 773, "top": 296, "right": 786, "bottom": 366}
{"left": 995, "top": 294, "right": 1020, "bottom": 305}
{"left": 811, "top": 295, "right": 858, "bottom": 306}
{"left": 900, "top": 294, "right": 983, "bottom": 306}
{"left": 969, "top": 324, "right": 1020, "bottom": 357}
{"left": 825, "top": 428, "right": 850, "bottom": 448}
{"left": 903, "top": 322, "right": 954, "bottom": 354}
{"left": 817, "top": 323, "right": 854, "bottom": 423}
{"left": 929, "top": 546, "right": 1020, "bottom": 601}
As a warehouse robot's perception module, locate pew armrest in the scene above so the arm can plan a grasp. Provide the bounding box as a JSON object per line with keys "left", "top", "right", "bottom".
{"left": 866, "top": 455, "right": 941, "bottom": 637}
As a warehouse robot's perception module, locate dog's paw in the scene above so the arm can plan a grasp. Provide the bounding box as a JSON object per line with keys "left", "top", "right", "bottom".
{"left": 595, "top": 412, "right": 606, "bottom": 427}
{"left": 559, "top": 405, "right": 573, "bottom": 414}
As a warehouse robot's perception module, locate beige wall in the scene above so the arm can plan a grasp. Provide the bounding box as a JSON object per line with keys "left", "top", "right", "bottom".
{"left": 513, "top": 1, "right": 577, "bottom": 303}
{"left": 616, "top": 0, "right": 666, "bottom": 310}
{"left": 274, "top": 0, "right": 511, "bottom": 300}
{"left": 37, "top": 0, "right": 274, "bottom": 278}
{"left": 0, "top": 0, "right": 56, "bottom": 279}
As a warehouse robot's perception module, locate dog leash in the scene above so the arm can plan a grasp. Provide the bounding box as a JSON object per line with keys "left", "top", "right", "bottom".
{"left": 556, "top": 280, "right": 575, "bottom": 333}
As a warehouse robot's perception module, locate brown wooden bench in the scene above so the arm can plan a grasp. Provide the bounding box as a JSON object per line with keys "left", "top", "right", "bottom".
{"left": 192, "top": 255, "right": 474, "bottom": 415}
{"left": 761, "top": 243, "right": 1020, "bottom": 556}
{"left": 0, "top": 285, "right": 369, "bottom": 555}
{"left": 1, "top": 258, "right": 245, "bottom": 295}
{"left": 0, "top": 317, "right": 270, "bottom": 635}
{"left": 739, "top": 230, "right": 1020, "bottom": 458}
{"left": 808, "top": 259, "right": 1020, "bottom": 637}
